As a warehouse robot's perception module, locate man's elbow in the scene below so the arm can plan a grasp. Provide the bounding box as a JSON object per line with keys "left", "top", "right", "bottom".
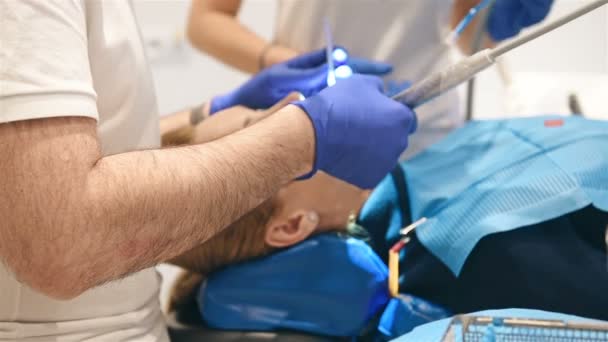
{"left": 8, "top": 238, "right": 93, "bottom": 300}
{"left": 19, "top": 261, "right": 91, "bottom": 300}
{"left": 26, "top": 268, "right": 90, "bottom": 300}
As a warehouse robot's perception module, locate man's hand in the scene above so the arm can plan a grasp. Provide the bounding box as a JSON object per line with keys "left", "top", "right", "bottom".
{"left": 210, "top": 48, "right": 395, "bottom": 114}
{"left": 294, "top": 74, "right": 417, "bottom": 189}
{"left": 487, "top": 0, "right": 554, "bottom": 41}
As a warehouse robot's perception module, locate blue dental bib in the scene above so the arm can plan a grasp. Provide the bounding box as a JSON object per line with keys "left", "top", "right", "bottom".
{"left": 404, "top": 116, "right": 608, "bottom": 275}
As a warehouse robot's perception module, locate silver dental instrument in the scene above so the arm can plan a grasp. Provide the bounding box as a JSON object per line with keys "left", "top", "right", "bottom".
{"left": 392, "top": 0, "right": 608, "bottom": 109}
{"left": 400, "top": 217, "right": 428, "bottom": 236}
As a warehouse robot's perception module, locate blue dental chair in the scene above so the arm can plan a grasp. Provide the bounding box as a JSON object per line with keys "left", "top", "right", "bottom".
{"left": 166, "top": 299, "right": 342, "bottom": 341}
{"left": 166, "top": 234, "right": 448, "bottom": 341}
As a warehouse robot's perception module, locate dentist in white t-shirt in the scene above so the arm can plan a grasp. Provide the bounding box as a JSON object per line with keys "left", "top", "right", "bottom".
{"left": 0, "top": 1, "right": 421, "bottom": 340}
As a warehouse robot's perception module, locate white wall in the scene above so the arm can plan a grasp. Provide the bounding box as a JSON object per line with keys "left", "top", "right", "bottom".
{"left": 472, "top": 0, "right": 608, "bottom": 119}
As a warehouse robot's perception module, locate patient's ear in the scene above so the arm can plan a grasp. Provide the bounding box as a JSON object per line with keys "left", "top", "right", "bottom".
{"left": 265, "top": 210, "right": 319, "bottom": 248}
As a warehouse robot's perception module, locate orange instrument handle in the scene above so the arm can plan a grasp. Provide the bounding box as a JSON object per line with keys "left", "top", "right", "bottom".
{"left": 388, "top": 238, "right": 408, "bottom": 297}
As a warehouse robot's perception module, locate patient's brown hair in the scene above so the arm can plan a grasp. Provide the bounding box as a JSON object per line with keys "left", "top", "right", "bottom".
{"left": 168, "top": 199, "right": 277, "bottom": 313}
{"left": 162, "top": 127, "right": 278, "bottom": 313}
{"left": 170, "top": 199, "right": 277, "bottom": 274}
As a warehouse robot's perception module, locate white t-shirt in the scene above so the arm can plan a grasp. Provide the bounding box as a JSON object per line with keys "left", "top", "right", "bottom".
{"left": 0, "top": 1, "right": 167, "bottom": 341}
{"left": 274, "top": 0, "right": 463, "bottom": 158}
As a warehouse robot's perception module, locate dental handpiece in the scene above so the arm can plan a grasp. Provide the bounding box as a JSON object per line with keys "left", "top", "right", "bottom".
{"left": 392, "top": 0, "right": 608, "bottom": 109}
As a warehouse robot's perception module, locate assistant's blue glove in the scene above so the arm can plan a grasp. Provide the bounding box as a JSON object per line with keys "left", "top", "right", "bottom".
{"left": 210, "top": 49, "right": 328, "bottom": 114}
{"left": 333, "top": 47, "right": 393, "bottom": 76}
{"left": 487, "top": 0, "right": 554, "bottom": 41}
{"left": 385, "top": 80, "right": 412, "bottom": 97}
{"left": 348, "top": 57, "right": 393, "bottom": 76}
{"left": 294, "top": 74, "right": 417, "bottom": 189}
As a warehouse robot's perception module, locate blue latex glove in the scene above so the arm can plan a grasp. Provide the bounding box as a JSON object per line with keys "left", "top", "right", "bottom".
{"left": 333, "top": 46, "right": 393, "bottom": 76}
{"left": 294, "top": 74, "right": 417, "bottom": 188}
{"left": 210, "top": 49, "right": 328, "bottom": 114}
{"left": 348, "top": 57, "right": 393, "bottom": 76}
{"left": 385, "top": 80, "right": 412, "bottom": 97}
{"left": 487, "top": 0, "right": 554, "bottom": 41}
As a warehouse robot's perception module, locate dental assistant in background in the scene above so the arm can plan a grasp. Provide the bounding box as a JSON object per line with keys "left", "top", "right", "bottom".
{"left": 0, "top": 1, "right": 415, "bottom": 341}
{"left": 188, "top": 0, "right": 554, "bottom": 158}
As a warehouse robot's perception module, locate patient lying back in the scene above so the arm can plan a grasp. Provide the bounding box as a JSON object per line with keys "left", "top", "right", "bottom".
{"left": 163, "top": 118, "right": 608, "bottom": 323}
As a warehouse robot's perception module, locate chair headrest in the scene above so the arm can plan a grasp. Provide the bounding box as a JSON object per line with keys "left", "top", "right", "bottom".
{"left": 199, "top": 234, "right": 390, "bottom": 337}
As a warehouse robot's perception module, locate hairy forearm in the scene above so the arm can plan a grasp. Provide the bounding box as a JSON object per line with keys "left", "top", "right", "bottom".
{"left": 89, "top": 110, "right": 311, "bottom": 284}
{"left": 0, "top": 105, "right": 313, "bottom": 299}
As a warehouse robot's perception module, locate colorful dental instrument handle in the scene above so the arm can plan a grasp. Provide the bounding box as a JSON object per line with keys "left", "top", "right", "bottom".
{"left": 388, "top": 217, "right": 427, "bottom": 297}
{"left": 388, "top": 239, "right": 407, "bottom": 298}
